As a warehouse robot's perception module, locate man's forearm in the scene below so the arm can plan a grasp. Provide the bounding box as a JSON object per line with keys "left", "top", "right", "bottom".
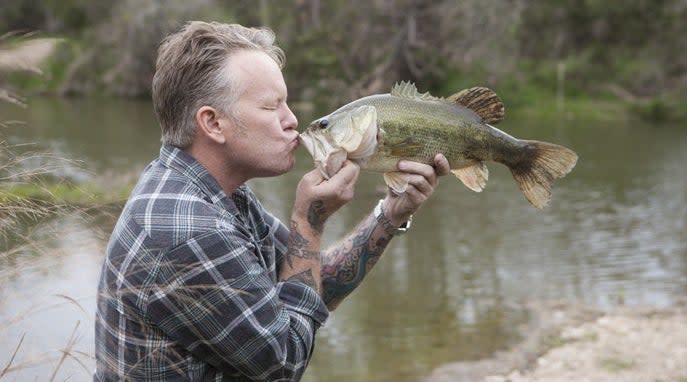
{"left": 279, "top": 203, "right": 325, "bottom": 293}
{"left": 320, "top": 212, "right": 393, "bottom": 310}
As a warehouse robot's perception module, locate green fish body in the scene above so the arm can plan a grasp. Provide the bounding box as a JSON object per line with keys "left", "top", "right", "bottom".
{"left": 299, "top": 82, "right": 578, "bottom": 208}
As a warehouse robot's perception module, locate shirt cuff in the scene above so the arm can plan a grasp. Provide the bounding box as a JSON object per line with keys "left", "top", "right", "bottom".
{"left": 276, "top": 281, "right": 329, "bottom": 326}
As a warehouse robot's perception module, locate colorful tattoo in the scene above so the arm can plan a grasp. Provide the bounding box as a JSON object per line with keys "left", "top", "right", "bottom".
{"left": 321, "top": 213, "right": 392, "bottom": 308}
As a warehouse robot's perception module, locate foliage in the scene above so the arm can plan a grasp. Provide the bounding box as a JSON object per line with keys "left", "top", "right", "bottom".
{"left": 0, "top": 34, "right": 62, "bottom": 104}
{"left": 628, "top": 97, "right": 687, "bottom": 122}
{"left": 58, "top": 0, "right": 230, "bottom": 96}
{"left": 0, "top": 0, "right": 112, "bottom": 34}
{"left": 0, "top": 0, "right": 685, "bottom": 119}
{"left": 516, "top": 0, "right": 686, "bottom": 96}
{"left": 1, "top": 179, "right": 132, "bottom": 208}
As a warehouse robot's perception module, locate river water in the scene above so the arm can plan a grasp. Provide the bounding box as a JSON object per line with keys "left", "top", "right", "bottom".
{"left": 1, "top": 97, "right": 685, "bottom": 381}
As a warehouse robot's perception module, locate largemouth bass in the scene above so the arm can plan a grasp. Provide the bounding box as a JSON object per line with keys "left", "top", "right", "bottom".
{"left": 298, "top": 82, "right": 578, "bottom": 208}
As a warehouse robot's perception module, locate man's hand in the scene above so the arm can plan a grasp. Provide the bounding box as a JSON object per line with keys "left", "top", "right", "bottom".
{"left": 383, "top": 154, "right": 450, "bottom": 226}
{"left": 318, "top": 154, "right": 449, "bottom": 308}
{"left": 293, "top": 160, "right": 360, "bottom": 234}
{"left": 281, "top": 160, "right": 360, "bottom": 294}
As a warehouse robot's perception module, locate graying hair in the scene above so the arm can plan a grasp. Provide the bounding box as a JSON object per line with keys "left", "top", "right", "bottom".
{"left": 152, "top": 21, "right": 285, "bottom": 148}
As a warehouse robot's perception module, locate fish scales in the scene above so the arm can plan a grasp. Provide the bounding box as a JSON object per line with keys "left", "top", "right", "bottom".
{"left": 299, "top": 82, "right": 578, "bottom": 208}
{"left": 343, "top": 94, "right": 527, "bottom": 172}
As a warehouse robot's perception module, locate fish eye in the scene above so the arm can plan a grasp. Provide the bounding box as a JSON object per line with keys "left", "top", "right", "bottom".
{"left": 318, "top": 119, "right": 329, "bottom": 129}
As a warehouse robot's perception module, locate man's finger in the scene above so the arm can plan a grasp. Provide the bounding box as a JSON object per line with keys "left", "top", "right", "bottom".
{"left": 405, "top": 173, "right": 432, "bottom": 195}
{"left": 403, "top": 183, "right": 428, "bottom": 206}
{"left": 301, "top": 167, "right": 326, "bottom": 185}
{"left": 398, "top": 160, "right": 437, "bottom": 186}
{"left": 327, "top": 160, "right": 360, "bottom": 187}
{"left": 433, "top": 154, "right": 451, "bottom": 177}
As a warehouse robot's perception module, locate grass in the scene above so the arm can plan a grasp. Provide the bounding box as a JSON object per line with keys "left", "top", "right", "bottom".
{"left": 1, "top": 217, "right": 94, "bottom": 380}
{"left": 1, "top": 39, "right": 97, "bottom": 377}
{"left": 1, "top": 181, "right": 127, "bottom": 207}
{"left": 1, "top": 201, "right": 97, "bottom": 380}
{"left": 544, "top": 331, "right": 599, "bottom": 349}
{"left": 0, "top": 333, "right": 24, "bottom": 378}
{"left": 507, "top": 97, "right": 627, "bottom": 123}
{"left": 598, "top": 356, "right": 636, "bottom": 372}
{"left": 0, "top": 141, "right": 137, "bottom": 210}
{"left": 0, "top": 298, "right": 93, "bottom": 380}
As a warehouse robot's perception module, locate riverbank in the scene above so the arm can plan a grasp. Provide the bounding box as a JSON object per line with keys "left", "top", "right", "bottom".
{"left": 425, "top": 300, "right": 687, "bottom": 382}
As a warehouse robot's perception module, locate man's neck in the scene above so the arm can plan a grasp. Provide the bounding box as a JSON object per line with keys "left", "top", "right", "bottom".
{"left": 183, "top": 143, "right": 247, "bottom": 196}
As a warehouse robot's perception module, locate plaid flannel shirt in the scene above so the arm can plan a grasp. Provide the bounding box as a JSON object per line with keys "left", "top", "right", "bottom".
{"left": 95, "top": 145, "right": 329, "bottom": 381}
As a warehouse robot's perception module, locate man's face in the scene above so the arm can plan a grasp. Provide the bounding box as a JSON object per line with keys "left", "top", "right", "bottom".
{"left": 221, "top": 50, "right": 299, "bottom": 179}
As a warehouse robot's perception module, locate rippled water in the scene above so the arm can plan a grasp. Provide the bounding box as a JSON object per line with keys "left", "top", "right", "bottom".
{"left": 1, "top": 98, "right": 685, "bottom": 381}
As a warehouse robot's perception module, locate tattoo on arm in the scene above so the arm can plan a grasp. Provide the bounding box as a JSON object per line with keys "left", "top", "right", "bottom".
{"left": 321, "top": 214, "right": 393, "bottom": 308}
{"left": 285, "top": 220, "right": 320, "bottom": 268}
{"left": 285, "top": 269, "right": 318, "bottom": 292}
{"left": 307, "top": 200, "right": 326, "bottom": 234}
{"left": 281, "top": 220, "right": 321, "bottom": 293}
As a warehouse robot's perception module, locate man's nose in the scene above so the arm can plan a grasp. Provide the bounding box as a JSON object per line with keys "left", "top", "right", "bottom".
{"left": 283, "top": 105, "right": 298, "bottom": 130}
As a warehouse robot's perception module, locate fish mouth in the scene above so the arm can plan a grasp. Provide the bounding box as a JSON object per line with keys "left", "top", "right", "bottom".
{"left": 297, "top": 133, "right": 315, "bottom": 156}
{"left": 298, "top": 132, "right": 345, "bottom": 178}
{"left": 298, "top": 106, "right": 379, "bottom": 178}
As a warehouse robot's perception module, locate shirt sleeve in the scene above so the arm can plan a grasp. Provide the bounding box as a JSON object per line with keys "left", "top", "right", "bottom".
{"left": 259, "top": 210, "right": 290, "bottom": 273}
{"left": 144, "top": 228, "right": 329, "bottom": 381}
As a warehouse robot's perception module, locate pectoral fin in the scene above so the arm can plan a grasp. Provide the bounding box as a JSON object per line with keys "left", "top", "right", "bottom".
{"left": 384, "top": 171, "right": 409, "bottom": 194}
{"left": 452, "top": 162, "right": 489, "bottom": 192}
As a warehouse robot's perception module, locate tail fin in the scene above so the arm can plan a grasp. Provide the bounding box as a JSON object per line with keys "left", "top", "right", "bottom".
{"left": 510, "top": 140, "right": 578, "bottom": 209}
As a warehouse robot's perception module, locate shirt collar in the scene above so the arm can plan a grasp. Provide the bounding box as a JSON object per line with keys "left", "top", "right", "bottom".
{"left": 158, "top": 144, "right": 236, "bottom": 207}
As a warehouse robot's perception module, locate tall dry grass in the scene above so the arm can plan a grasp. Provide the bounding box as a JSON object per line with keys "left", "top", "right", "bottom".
{"left": 1, "top": 33, "right": 63, "bottom": 239}
{"left": 1, "top": 33, "right": 94, "bottom": 381}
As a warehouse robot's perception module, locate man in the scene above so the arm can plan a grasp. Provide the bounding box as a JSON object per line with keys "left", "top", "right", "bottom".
{"left": 95, "top": 21, "right": 449, "bottom": 381}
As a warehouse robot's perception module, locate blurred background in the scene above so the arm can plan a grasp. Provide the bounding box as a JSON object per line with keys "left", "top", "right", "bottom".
{"left": 1, "top": 1, "right": 686, "bottom": 381}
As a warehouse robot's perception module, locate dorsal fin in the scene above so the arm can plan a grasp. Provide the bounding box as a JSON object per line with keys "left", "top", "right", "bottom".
{"left": 390, "top": 81, "right": 441, "bottom": 101}
{"left": 448, "top": 87, "right": 505, "bottom": 124}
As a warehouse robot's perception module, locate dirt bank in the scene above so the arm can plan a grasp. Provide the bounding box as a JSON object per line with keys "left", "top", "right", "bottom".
{"left": 425, "top": 300, "right": 687, "bottom": 382}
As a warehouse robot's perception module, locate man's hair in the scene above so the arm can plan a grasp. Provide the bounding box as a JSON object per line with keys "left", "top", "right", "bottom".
{"left": 152, "top": 21, "right": 285, "bottom": 148}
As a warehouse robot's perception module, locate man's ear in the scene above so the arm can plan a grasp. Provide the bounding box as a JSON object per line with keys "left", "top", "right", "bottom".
{"left": 195, "top": 106, "right": 227, "bottom": 144}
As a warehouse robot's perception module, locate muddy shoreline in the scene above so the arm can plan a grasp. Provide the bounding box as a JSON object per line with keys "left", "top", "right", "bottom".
{"left": 425, "top": 300, "right": 687, "bottom": 382}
